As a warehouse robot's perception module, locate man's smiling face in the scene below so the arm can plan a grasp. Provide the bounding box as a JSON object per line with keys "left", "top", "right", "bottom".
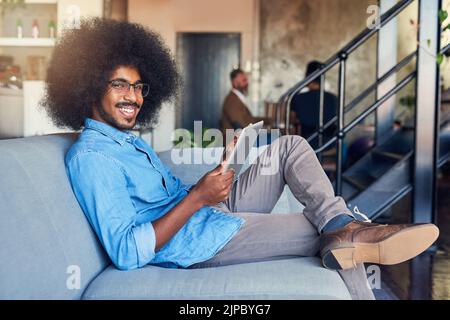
{"left": 93, "top": 65, "right": 145, "bottom": 130}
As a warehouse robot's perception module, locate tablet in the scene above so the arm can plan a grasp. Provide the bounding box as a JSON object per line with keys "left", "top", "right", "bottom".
{"left": 222, "top": 121, "right": 264, "bottom": 174}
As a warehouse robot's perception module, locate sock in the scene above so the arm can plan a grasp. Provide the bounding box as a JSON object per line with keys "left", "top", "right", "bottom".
{"left": 321, "top": 214, "right": 355, "bottom": 234}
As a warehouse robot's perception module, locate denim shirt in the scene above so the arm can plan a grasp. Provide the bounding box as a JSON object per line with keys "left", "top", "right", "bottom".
{"left": 65, "top": 118, "right": 244, "bottom": 270}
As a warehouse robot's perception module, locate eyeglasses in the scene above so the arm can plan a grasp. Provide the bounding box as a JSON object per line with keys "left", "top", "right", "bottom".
{"left": 108, "top": 79, "right": 150, "bottom": 98}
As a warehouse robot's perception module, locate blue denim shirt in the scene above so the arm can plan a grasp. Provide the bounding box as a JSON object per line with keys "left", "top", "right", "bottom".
{"left": 65, "top": 118, "right": 244, "bottom": 270}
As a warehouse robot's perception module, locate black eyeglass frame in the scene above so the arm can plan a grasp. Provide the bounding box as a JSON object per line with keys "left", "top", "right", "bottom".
{"left": 108, "top": 79, "right": 150, "bottom": 98}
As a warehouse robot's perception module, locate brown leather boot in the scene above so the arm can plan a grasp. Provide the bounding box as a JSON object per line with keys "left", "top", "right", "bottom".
{"left": 320, "top": 220, "right": 439, "bottom": 270}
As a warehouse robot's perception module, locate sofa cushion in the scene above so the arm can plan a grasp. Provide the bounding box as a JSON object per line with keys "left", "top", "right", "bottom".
{"left": 82, "top": 257, "right": 351, "bottom": 300}
{"left": 0, "top": 134, "right": 110, "bottom": 299}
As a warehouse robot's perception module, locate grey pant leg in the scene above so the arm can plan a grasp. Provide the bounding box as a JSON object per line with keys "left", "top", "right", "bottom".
{"left": 190, "top": 212, "right": 375, "bottom": 300}
{"left": 338, "top": 266, "right": 376, "bottom": 300}
{"left": 207, "top": 136, "right": 374, "bottom": 299}
{"left": 224, "top": 135, "right": 354, "bottom": 232}
{"left": 190, "top": 213, "right": 319, "bottom": 267}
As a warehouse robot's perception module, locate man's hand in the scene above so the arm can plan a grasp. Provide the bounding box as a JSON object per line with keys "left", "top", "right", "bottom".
{"left": 190, "top": 164, "right": 235, "bottom": 206}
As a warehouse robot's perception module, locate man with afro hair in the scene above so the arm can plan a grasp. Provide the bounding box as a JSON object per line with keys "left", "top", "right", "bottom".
{"left": 43, "top": 18, "right": 439, "bottom": 300}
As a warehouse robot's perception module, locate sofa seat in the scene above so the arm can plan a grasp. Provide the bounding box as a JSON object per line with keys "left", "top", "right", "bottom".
{"left": 0, "top": 133, "right": 352, "bottom": 300}
{"left": 82, "top": 257, "right": 351, "bottom": 300}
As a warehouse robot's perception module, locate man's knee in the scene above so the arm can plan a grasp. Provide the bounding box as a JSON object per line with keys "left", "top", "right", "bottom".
{"left": 279, "top": 135, "right": 305, "bottom": 144}
{"left": 274, "top": 135, "right": 310, "bottom": 151}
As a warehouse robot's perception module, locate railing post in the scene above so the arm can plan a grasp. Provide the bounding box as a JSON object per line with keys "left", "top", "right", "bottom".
{"left": 275, "top": 102, "right": 280, "bottom": 130}
{"left": 409, "top": 1, "right": 440, "bottom": 300}
{"left": 318, "top": 73, "right": 325, "bottom": 162}
{"left": 336, "top": 52, "right": 347, "bottom": 196}
{"left": 413, "top": 0, "right": 439, "bottom": 225}
{"left": 376, "top": 0, "right": 399, "bottom": 144}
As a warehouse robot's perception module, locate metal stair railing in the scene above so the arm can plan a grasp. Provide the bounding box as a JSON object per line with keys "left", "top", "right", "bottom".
{"left": 275, "top": 0, "right": 416, "bottom": 195}
{"left": 305, "top": 50, "right": 417, "bottom": 146}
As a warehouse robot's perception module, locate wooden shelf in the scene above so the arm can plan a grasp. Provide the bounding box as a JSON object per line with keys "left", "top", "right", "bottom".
{"left": 0, "top": 37, "right": 55, "bottom": 47}
{"left": 0, "top": 87, "right": 23, "bottom": 97}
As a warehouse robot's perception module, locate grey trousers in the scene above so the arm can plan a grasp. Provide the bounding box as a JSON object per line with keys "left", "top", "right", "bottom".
{"left": 190, "top": 135, "right": 375, "bottom": 300}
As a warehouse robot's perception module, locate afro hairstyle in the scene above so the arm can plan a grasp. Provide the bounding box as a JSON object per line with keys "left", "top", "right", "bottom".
{"left": 41, "top": 18, "right": 180, "bottom": 130}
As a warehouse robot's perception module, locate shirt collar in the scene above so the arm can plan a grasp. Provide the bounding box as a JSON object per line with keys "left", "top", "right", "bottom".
{"left": 84, "top": 118, "right": 135, "bottom": 145}
{"left": 231, "top": 89, "right": 248, "bottom": 107}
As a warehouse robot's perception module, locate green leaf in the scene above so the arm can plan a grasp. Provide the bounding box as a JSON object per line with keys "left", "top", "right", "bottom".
{"left": 400, "top": 95, "right": 415, "bottom": 107}
{"left": 427, "top": 39, "right": 431, "bottom": 48}
{"left": 437, "top": 53, "right": 444, "bottom": 65}
{"left": 443, "top": 23, "right": 450, "bottom": 32}
{"left": 439, "top": 9, "right": 448, "bottom": 24}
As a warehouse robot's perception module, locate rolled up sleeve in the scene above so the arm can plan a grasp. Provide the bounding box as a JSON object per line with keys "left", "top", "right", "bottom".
{"left": 66, "top": 151, "right": 156, "bottom": 270}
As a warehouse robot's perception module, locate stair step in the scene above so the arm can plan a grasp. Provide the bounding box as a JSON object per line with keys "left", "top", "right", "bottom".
{"left": 347, "top": 158, "right": 411, "bottom": 220}
{"left": 341, "top": 182, "right": 358, "bottom": 200}
{"left": 342, "top": 175, "right": 374, "bottom": 190}
{"left": 372, "top": 149, "right": 404, "bottom": 161}
{"left": 377, "top": 130, "right": 414, "bottom": 156}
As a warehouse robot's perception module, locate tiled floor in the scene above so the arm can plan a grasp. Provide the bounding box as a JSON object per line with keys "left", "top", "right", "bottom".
{"left": 432, "top": 248, "right": 450, "bottom": 299}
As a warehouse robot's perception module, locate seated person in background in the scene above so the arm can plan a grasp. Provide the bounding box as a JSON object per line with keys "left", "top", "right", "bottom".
{"left": 221, "top": 68, "right": 271, "bottom": 133}
{"left": 291, "top": 61, "right": 338, "bottom": 148}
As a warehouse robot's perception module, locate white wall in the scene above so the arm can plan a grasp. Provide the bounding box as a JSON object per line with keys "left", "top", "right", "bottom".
{"left": 0, "top": 88, "right": 23, "bottom": 138}
{"left": 128, "top": 0, "right": 258, "bottom": 151}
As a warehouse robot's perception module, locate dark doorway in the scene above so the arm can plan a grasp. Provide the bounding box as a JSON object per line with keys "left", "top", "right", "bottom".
{"left": 103, "top": 0, "right": 128, "bottom": 21}
{"left": 176, "top": 33, "right": 241, "bottom": 131}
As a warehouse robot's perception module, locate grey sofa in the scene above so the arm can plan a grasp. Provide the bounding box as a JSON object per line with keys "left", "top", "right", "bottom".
{"left": 0, "top": 133, "right": 351, "bottom": 299}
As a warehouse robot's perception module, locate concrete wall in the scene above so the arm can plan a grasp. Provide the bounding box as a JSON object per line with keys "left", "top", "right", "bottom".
{"left": 394, "top": 0, "right": 418, "bottom": 124}
{"left": 260, "top": 0, "right": 378, "bottom": 107}
{"left": 128, "top": 0, "right": 258, "bottom": 151}
{"left": 259, "top": 0, "right": 450, "bottom": 126}
{"left": 395, "top": 0, "right": 450, "bottom": 121}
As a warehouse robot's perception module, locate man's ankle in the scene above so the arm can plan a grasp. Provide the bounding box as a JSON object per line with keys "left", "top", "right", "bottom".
{"left": 321, "top": 214, "right": 355, "bottom": 234}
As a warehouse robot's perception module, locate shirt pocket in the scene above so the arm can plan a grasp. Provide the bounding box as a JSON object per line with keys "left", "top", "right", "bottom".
{"left": 128, "top": 168, "right": 170, "bottom": 204}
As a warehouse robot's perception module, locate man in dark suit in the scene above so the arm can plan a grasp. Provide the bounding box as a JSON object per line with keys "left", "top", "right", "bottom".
{"left": 221, "top": 68, "right": 269, "bottom": 134}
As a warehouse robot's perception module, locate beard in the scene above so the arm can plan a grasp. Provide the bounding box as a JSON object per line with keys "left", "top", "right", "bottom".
{"left": 96, "top": 104, "right": 137, "bottom": 131}
{"left": 95, "top": 100, "right": 163, "bottom": 131}
{"left": 238, "top": 85, "right": 248, "bottom": 95}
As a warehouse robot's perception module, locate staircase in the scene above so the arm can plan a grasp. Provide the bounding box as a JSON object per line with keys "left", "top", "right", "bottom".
{"left": 275, "top": 0, "right": 449, "bottom": 223}
{"left": 344, "top": 100, "right": 450, "bottom": 221}
{"left": 271, "top": 0, "right": 449, "bottom": 300}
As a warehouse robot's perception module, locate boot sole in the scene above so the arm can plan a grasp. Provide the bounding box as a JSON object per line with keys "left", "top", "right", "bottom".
{"left": 321, "top": 224, "right": 439, "bottom": 270}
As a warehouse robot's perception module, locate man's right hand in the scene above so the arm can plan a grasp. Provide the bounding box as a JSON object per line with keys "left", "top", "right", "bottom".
{"left": 153, "top": 164, "right": 234, "bottom": 252}
{"left": 190, "top": 164, "right": 235, "bottom": 206}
